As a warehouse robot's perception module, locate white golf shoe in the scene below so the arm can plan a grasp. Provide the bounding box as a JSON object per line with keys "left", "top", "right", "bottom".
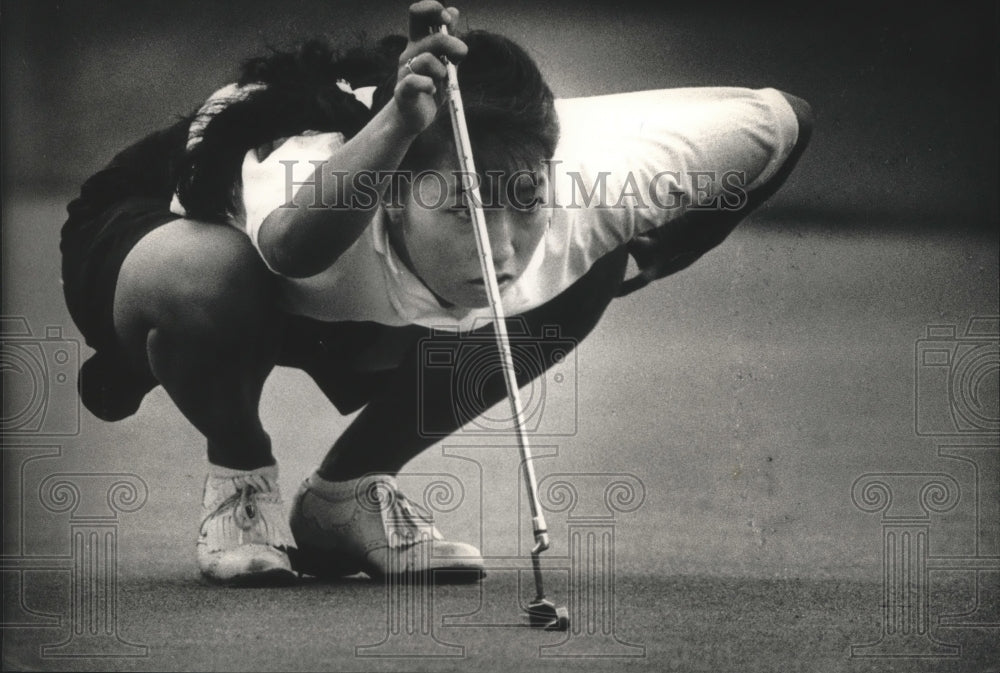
{"left": 196, "top": 466, "right": 297, "bottom": 586}
{"left": 289, "top": 473, "right": 484, "bottom": 581}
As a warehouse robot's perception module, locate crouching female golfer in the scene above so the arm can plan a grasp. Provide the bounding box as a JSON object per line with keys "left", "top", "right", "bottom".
{"left": 60, "top": 1, "right": 812, "bottom": 585}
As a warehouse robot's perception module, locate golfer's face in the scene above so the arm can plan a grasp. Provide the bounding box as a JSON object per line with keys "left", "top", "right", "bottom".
{"left": 399, "top": 163, "right": 549, "bottom": 308}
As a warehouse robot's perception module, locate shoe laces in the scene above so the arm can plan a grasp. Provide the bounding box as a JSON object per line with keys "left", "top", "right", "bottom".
{"left": 395, "top": 491, "right": 432, "bottom": 524}
{"left": 233, "top": 483, "right": 259, "bottom": 531}
{"left": 364, "top": 481, "right": 442, "bottom": 548}
{"left": 199, "top": 471, "right": 296, "bottom": 553}
{"left": 204, "top": 475, "right": 270, "bottom": 534}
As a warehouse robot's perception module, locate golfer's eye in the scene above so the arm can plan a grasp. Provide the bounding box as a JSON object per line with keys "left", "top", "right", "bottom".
{"left": 507, "top": 172, "right": 544, "bottom": 212}
{"left": 448, "top": 196, "right": 470, "bottom": 217}
{"left": 511, "top": 187, "right": 542, "bottom": 212}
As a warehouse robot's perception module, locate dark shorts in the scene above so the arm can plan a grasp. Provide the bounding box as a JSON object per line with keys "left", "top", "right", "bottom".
{"left": 61, "top": 119, "right": 191, "bottom": 355}
{"left": 60, "top": 122, "right": 629, "bottom": 422}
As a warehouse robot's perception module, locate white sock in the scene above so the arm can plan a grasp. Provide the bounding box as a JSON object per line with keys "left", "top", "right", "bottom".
{"left": 305, "top": 472, "right": 395, "bottom": 500}
{"left": 208, "top": 463, "right": 278, "bottom": 481}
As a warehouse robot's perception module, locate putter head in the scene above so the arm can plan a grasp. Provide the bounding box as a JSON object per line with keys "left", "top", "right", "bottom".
{"left": 525, "top": 598, "right": 570, "bottom": 631}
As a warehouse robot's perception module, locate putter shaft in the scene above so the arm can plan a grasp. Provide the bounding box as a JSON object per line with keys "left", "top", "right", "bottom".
{"left": 436, "top": 25, "right": 551, "bottom": 566}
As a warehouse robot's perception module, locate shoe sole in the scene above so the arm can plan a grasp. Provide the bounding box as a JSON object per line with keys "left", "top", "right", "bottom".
{"left": 200, "top": 567, "right": 299, "bottom": 588}
{"left": 291, "top": 545, "right": 485, "bottom": 584}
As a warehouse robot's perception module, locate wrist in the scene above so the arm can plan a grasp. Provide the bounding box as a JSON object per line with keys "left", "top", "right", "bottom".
{"left": 374, "top": 100, "right": 424, "bottom": 143}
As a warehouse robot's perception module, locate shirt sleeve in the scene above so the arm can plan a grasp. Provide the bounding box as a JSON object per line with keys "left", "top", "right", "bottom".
{"left": 551, "top": 87, "right": 800, "bottom": 246}
{"left": 168, "top": 82, "right": 377, "bottom": 273}
{"left": 235, "top": 131, "right": 348, "bottom": 270}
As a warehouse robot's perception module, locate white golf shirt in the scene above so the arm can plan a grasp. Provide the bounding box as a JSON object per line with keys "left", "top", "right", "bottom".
{"left": 173, "top": 86, "right": 800, "bottom": 332}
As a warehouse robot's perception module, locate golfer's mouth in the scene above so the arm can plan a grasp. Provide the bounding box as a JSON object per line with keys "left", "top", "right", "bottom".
{"left": 469, "top": 273, "right": 514, "bottom": 288}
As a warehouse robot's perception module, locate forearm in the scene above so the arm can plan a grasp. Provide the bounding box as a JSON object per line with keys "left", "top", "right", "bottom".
{"left": 256, "top": 102, "right": 420, "bottom": 278}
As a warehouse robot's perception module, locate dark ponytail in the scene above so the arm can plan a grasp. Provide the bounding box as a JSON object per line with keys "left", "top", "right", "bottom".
{"left": 176, "top": 36, "right": 405, "bottom": 221}
{"left": 176, "top": 30, "right": 558, "bottom": 221}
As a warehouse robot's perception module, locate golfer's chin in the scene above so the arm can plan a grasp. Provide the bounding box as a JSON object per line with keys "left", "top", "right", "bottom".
{"left": 422, "top": 269, "right": 520, "bottom": 310}
{"left": 439, "top": 281, "right": 510, "bottom": 310}
{"left": 446, "top": 287, "right": 491, "bottom": 309}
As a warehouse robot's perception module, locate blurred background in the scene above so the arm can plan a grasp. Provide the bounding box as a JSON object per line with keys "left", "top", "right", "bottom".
{"left": 1, "top": 3, "right": 998, "bottom": 669}
{"left": 3, "top": 0, "right": 997, "bottom": 228}
{"left": 4, "top": 0, "right": 999, "bottom": 569}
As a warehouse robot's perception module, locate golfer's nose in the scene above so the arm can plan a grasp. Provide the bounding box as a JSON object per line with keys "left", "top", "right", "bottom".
{"left": 486, "top": 210, "right": 516, "bottom": 269}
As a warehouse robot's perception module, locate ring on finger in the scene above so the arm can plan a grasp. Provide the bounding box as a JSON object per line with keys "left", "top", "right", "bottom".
{"left": 404, "top": 57, "right": 417, "bottom": 76}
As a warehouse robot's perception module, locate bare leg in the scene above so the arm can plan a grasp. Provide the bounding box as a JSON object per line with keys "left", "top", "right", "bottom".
{"left": 113, "top": 219, "right": 280, "bottom": 469}
{"left": 313, "top": 93, "right": 814, "bottom": 479}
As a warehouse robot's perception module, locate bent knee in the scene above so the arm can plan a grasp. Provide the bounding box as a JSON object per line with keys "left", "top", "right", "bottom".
{"left": 115, "top": 218, "right": 277, "bottom": 337}
{"left": 778, "top": 91, "right": 814, "bottom": 149}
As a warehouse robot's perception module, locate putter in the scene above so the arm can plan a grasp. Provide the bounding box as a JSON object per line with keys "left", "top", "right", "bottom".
{"left": 436, "top": 24, "right": 569, "bottom": 632}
